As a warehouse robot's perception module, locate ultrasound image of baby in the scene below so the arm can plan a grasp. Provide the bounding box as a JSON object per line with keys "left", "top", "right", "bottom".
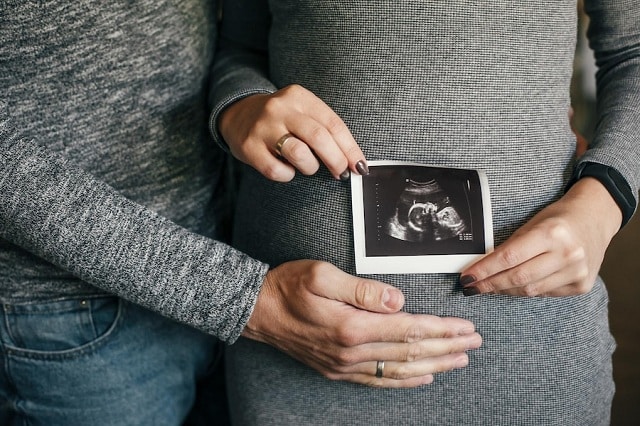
{"left": 386, "top": 179, "right": 466, "bottom": 242}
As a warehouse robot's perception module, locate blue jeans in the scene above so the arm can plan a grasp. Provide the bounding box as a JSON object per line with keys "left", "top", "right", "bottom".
{"left": 0, "top": 296, "right": 223, "bottom": 425}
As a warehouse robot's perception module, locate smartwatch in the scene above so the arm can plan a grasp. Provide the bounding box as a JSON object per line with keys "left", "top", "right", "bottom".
{"left": 566, "top": 162, "right": 636, "bottom": 227}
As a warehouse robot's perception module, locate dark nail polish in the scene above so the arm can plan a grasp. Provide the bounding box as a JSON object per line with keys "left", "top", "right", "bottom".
{"left": 459, "top": 274, "right": 477, "bottom": 287}
{"left": 356, "top": 160, "right": 369, "bottom": 176}
{"left": 339, "top": 169, "right": 351, "bottom": 181}
{"left": 463, "top": 286, "right": 481, "bottom": 297}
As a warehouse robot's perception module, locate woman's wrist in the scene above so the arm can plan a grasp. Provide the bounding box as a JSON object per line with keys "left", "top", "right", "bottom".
{"left": 566, "top": 162, "right": 635, "bottom": 227}
{"left": 564, "top": 176, "right": 622, "bottom": 241}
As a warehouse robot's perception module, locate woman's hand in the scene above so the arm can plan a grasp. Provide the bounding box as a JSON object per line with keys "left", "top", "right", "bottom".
{"left": 459, "top": 177, "right": 622, "bottom": 297}
{"left": 218, "top": 84, "right": 369, "bottom": 182}
{"left": 245, "top": 259, "right": 482, "bottom": 388}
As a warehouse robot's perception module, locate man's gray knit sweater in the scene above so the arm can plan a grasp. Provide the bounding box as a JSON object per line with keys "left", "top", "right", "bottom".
{"left": 0, "top": 0, "right": 268, "bottom": 342}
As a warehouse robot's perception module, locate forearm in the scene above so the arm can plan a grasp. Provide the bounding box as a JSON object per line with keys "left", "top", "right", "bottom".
{"left": 0, "top": 119, "right": 268, "bottom": 342}
{"left": 209, "top": 0, "right": 276, "bottom": 150}
{"left": 581, "top": 0, "right": 640, "bottom": 214}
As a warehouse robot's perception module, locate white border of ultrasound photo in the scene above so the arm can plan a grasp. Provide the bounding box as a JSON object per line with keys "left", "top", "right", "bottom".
{"left": 350, "top": 160, "right": 494, "bottom": 274}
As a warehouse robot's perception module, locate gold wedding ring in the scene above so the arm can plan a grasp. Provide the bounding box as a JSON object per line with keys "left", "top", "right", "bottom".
{"left": 375, "top": 360, "right": 385, "bottom": 378}
{"left": 275, "top": 133, "right": 294, "bottom": 157}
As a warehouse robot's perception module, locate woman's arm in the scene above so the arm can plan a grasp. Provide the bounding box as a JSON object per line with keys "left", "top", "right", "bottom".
{"left": 210, "top": 0, "right": 369, "bottom": 182}
{"left": 459, "top": 0, "right": 640, "bottom": 297}
{"left": 580, "top": 0, "right": 640, "bottom": 205}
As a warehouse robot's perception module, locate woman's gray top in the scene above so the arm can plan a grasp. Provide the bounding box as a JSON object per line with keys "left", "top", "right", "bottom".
{"left": 211, "top": 0, "right": 640, "bottom": 424}
{"left": 0, "top": 0, "right": 268, "bottom": 342}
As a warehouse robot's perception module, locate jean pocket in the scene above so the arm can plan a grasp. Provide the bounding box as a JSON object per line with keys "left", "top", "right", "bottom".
{"left": 2, "top": 297, "right": 122, "bottom": 358}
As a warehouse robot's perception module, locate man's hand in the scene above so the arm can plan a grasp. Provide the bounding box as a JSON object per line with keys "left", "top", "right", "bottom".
{"left": 244, "top": 260, "right": 482, "bottom": 388}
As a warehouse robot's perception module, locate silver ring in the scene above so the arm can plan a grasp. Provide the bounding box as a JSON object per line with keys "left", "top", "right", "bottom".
{"left": 375, "top": 360, "right": 385, "bottom": 378}
{"left": 274, "top": 133, "right": 294, "bottom": 157}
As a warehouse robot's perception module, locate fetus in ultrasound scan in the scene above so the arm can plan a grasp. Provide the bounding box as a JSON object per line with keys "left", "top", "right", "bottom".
{"left": 386, "top": 178, "right": 466, "bottom": 243}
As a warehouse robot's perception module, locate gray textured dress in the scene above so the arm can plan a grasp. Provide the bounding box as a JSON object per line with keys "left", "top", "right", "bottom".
{"left": 211, "top": 1, "right": 640, "bottom": 425}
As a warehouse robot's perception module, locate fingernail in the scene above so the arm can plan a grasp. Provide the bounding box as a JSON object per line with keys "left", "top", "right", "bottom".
{"left": 339, "top": 168, "right": 350, "bottom": 181}
{"left": 356, "top": 160, "right": 369, "bottom": 176}
{"left": 458, "top": 327, "right": 475, "bottom": 335}
{"left": 459, "top": 274, "right": 477, "bottom": 287}
{"left": 455, "top": 356, "right": 469, "bottom": 369}
{"left": 467, "top": 335, "right": 482, "bottom": 349}
{"left": 463, "top": 286, "right": 481, "bottom": 297}
{"left": 422, "top": 375, "right": 435, "bottom": 385}
{"left": 382, "top": 288, "right": 402, "bottom": 309}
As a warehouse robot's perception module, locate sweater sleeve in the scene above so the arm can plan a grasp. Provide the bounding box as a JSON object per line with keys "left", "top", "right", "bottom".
{"left": 0, "top": 108, "right": 268, "bottom": 343}
{"left": 209, "top": 0, "right": 276, "bottom": 151}
{"left": 581, "top": 0, "right": 640, "bottom": 212}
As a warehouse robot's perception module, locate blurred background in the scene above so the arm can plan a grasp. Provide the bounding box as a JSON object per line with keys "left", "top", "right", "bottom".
{"left": 573, "top": 3, "right": 640, "bottom": 425}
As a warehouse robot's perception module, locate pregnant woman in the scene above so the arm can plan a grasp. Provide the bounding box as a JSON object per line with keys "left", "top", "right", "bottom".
{"left": 210, "top": 1, "right": 639, "bottom": 424}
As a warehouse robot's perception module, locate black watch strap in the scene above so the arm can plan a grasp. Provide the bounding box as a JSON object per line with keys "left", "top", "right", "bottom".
{"left": 566, "top": 162, "right": 636, "bottom": 227}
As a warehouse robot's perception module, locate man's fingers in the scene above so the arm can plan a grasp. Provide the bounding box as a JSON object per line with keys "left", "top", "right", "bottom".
{"left": 359, "top": 352, "right": 471, "bottom": 378}
{"left": 305, "top": 262, "right": 405, "bottom": 313}
{"left": 327, "top": 373, "right": 435, "bottom": 389}
{"left": 250, "top": 259, "right": 483, "bottom": 390}
{"left": 280, "top": 260, "right": 478, "bottom": 341}
{"left": 331, "top": 310, "right": 479, "bottom": 348}
{"left": 324, "top": 351, "right": 473, "bottom": 388}
{"left": 334, "top": 332, "right": 483, "bottom": 365}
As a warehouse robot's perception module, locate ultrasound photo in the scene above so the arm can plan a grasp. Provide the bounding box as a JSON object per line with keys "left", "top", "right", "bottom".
{"left": 351, "top": 161, "right": 494, "bottom": 274}
{"left": 385, "top": 178, "right": 468, "bottom": 244}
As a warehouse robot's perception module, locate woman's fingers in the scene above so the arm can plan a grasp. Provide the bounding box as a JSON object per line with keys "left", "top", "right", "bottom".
{"left": 220, "top": 85, "right": 369, "bottom": 181}
{"left": 290, "top": 86, "right": 367, "bottom": 174}
{"left": 460, "top": 228, "right": 552, "bottom": 287}
{"left": 462, "top": 250, "right": 571, "bottom": 296}
{"left": 240, "top": 139, "right": 297, "bottom": 182}
{"left": 282, "top": 123, "right": 350, "bottom": 179}
{"left": 489, "top": 261, "right": 590, "bottom": 297}
{"left": 459, "top": 180, "right": 619, "bottom": 298}
{"left": 273, "top": 133, "right": 321, "bottom": 176}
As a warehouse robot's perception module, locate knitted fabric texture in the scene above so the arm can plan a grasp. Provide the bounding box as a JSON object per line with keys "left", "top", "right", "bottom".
{"left": 211, "top": 1, "right": 639, "bottom": 424}
{"left": 0, "top": 0, "right": 268, "bottom": 342}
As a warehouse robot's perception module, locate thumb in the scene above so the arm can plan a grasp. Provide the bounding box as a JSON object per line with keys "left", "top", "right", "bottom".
{"left": 331, "top": 269, "right": 405, "bottom": 314}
